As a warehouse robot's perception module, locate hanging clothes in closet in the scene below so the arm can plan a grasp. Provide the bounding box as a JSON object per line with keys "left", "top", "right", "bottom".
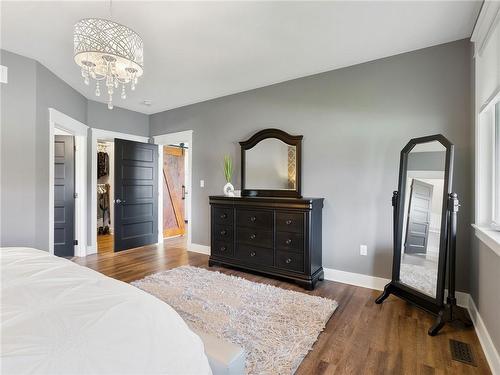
{"left": 97, "top": 183, "right": 111, "bottom": 234}
{"left": 97, "top": 151, "right": 109, "bottom": 178}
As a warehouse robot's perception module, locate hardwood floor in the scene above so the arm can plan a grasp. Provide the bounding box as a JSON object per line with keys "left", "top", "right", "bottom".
{"left": 74, "top": 239, "right": 491, "bottom": 375}
{"left": 97, "top": 233, "right": 114, "bottom": 253}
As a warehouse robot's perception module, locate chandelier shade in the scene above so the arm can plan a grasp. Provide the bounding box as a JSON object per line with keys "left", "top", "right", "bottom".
{"left": 73, "top": 18, "right": 144, "bottom": 109}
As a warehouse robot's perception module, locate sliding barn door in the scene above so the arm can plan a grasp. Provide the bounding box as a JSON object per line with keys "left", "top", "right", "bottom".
{"left": 163, "top": 146, "right": 186, "bottom": 238}
{"left": 114, "top": 139, "right": 158, "bottom": 252}
{"left": 54, "top": 135, "right": 75, "bottom": 257}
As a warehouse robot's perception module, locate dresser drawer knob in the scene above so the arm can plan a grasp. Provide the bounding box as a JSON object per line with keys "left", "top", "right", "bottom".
{"left": 220, "top": 229, "right": 227, "bottom": 235}
{"left": 250, "top": 234, "right": 256, "bottom": 240}
{"left": 250, "top": 251, "right": 256, "bottom": 257}
{"left": 220, "top": 246, "right": 226, "bottom": 252}
{"left": 249, "top": 216, "right": 257, "bottom": 222}
{"left": 285, "top": 239, "right": 292, "bottom": 245}
{"left": 285, "top": 219, "right": 292, "bottom": 225}
{"left": 220, "top": 213, "right": 227, "bottom": 219}
{"left": 285, "top": 258, "right": 292, "bottom": 264}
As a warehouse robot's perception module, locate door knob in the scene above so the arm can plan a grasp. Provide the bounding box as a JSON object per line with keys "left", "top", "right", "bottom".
{"left": 115, "top": 198, "right": 122, "bottom": 204}
{"left": 285, "top": 219, "right": 292, "bottom": 225}
{"left": 250, "top": 216, "right": 257, "bottom": 222}
{"left": 250, "top": 234, "right": 256, "bottom": 240}
{"left": 285, "top": 258, "right": 292, "bottom": 264}
{"left": 250, "top": 251, "right": 256, "bottom": 257}
{"left": 285, "top": 239, "right": 292, "bottom": 245}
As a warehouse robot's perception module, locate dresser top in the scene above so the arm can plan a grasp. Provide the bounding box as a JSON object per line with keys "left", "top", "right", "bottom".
{"left": 209, "top": 195, "right": 324, "bottom": 208}
{"left": 210, "top": 195, "right": 323, "bottom": 200}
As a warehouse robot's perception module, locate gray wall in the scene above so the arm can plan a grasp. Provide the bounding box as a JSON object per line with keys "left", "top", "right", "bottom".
{"left": 87, "top": 100, "right": 149, "bottom": 137}
{"left": 0, "top": 49, "right": 149, "bottom": 251}
{"left": 150, "top": 39, "right": 473, "bottom": 291}
{"left": 0, "top": 50, "right": 37, "bottom": 247}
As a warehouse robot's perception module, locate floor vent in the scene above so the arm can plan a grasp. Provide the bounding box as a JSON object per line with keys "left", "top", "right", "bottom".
{"left": 450, "top": 339, "right": 476, "bottom": 366}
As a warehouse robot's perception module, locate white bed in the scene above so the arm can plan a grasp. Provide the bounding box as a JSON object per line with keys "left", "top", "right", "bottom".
{"left": 1, "top": 247, "right": 212, "bottom": 375}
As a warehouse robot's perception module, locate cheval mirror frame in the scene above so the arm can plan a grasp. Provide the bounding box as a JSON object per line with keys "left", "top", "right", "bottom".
{"left": 375, "top": 134, "right": 471, "bottom": 336}
{"left": 240, "top": 128, "right": 303, "bottom": 198}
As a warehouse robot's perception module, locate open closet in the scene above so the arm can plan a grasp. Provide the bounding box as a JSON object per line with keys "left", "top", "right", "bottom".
{"left": 97, "top": 141, "right": 114, "bottom": 253}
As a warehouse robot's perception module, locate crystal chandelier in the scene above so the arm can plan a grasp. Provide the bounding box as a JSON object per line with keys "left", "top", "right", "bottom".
{"left": 74, "top": 18, "right": 144, "bottom": 109}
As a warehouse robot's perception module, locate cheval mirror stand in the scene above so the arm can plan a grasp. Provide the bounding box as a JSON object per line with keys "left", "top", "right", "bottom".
{"left": 376, "top": 190, "right": 472, "bottom": 336}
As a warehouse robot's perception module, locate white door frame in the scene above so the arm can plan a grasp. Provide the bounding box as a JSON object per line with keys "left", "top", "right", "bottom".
{"left": 153, "top": 130, "right": 193, "bottom": 250}
{"left": 89, "top": 128, "right": 149, "bottom": 255}
{"left": 49, "top": 108, "right": 88, "bottom": 257}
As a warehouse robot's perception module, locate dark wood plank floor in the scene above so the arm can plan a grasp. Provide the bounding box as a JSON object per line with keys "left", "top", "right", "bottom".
{"left": 73, "top": 239, "right": 491, "bottom": 375}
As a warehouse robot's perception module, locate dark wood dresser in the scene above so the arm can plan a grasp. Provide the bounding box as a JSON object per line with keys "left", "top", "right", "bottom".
{"left": 208, "top": 195, "right": 324, "bottom": 289}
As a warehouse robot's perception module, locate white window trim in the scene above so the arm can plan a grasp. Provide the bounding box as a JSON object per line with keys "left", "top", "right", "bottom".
{"left": 472, "top": 225, "right": 500, "bottom": 257}
{"left": 474, "top": 88, "right": 500, "bottom": 256}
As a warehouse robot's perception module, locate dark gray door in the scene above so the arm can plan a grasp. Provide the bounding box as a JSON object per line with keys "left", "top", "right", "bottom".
{"left": 114, "top": 139, "right": 158, "bottom": 251}
{"left": 404, "top": 179, "right": 433, "bottom": 255}
{"left": 54, "top": 135, "right": 75, "bottom": 257}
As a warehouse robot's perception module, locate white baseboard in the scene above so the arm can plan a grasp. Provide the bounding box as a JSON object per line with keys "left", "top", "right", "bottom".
{"left": 468, "top": 296, "right": 500, "bottom": 374}
{"left": 455, "top": 291, "right": 470, "bottom": 309}
{"left": 323, "top": 267, "right": 390, "bottom": 291}
{"left": 189, "top": 243, "right": 210, "bottom": 255}
{"left": 86, "top": 245, "right": 97, "bottom": 255}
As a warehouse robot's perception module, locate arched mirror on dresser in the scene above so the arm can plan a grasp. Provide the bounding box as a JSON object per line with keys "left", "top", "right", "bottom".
{"left": 209, "top": 128, "right": 324, "bottom": 289}
{"left": 376, "top": 134, "right": 472, "bottom": 335}
{"left": 240, "top": 129, "right": 303, "bottom": 198}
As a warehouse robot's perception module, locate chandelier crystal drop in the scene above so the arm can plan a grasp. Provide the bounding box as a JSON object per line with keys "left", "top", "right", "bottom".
{"left": 73, "top": 18, "right": 144, "bottom": 109}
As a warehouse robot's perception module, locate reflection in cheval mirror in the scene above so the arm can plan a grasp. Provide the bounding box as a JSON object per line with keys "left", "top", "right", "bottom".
{"left": 399, "top": 141, "right": 446, "bottom": 298}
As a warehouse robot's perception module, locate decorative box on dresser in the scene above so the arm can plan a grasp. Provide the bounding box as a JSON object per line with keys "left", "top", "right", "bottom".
{"left": 208, "top": 196, "right": 324, "bottom": 290}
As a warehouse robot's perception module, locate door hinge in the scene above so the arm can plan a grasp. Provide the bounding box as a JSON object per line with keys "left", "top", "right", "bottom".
{"left": 74, "top": 192, "right": 78, "bottom": 198}
{"left": 74, "top": 240, "right": 78, "bottom": 246}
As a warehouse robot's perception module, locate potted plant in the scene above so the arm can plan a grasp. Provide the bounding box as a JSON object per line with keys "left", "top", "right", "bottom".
{"left": 223, "top": 155, "right": 235, "bottom": 197}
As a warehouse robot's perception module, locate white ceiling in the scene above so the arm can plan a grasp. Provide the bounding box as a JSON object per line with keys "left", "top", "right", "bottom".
{"left": 1, "top": 1, "right": 481, "bottom": 115}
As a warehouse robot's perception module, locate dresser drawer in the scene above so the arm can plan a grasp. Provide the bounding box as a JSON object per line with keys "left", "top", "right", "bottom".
{"left": 236, "top": 209, "right": 273, "bottom": 229}
{"left": 276, "top": 231, "right": 304, "bottom": 253}
{"left": 276, "top": 212, "right": 304, "bottom": 233}
{"left": 276, "top": 251, "right": 304, "bottom": 273}
{"left": 237, "top": 227, "right": 273, "bottom": 248}
{"left": 212, "top": 241, "right": 234, "bottom": 257}
{"left": 213, "top": 206, "right": 234, "bottom": 226}
{"left": 214, "top": 224, "right": 233, "bottom": 241}
{"left": 236, "top": 244, "right": 273, "bottom": 267}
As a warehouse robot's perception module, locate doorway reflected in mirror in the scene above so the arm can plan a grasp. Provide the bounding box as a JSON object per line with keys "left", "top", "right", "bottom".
{"left": 399, "top": 141, "right": 446, "bottom": 298}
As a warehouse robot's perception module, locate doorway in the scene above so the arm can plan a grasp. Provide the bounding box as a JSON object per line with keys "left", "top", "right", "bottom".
{"left": 96, "top": 140, "right": 114, "bottom": 253}
{"left": 90, "top": 129, "right": 158, "bottom": 254}
{"left": 49, "top": 108, "right": 88, "bottom": 257}
{"left": 54, "top": 133, "right": 75, "bottom": 257}
{"left": 162, "top": 144, "right": 188, "bottom": 239}
{"left": 154, "top": 130, "right": 193, "bottom": 250}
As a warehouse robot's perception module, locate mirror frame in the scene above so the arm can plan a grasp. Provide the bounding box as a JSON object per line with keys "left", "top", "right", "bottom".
{"left": 240, "top": 128, "right": 303, "bottom": 198}
{"left": 392, "top": 134, "right": 454, "bottom": 313}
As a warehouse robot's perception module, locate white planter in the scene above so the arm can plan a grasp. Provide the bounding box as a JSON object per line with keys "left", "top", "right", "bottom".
{"left": 223, "top": 182, "right": 235, "bottom": 197}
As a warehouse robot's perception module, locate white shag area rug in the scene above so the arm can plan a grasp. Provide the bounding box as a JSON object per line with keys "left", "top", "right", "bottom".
{"left": 132, "top": 266, "right": 338, "bottom": 374}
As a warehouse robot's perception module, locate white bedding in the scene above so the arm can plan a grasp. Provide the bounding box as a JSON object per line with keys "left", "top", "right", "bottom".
{"left": 1, "top": 247, "right": 212, "bottom": 375}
